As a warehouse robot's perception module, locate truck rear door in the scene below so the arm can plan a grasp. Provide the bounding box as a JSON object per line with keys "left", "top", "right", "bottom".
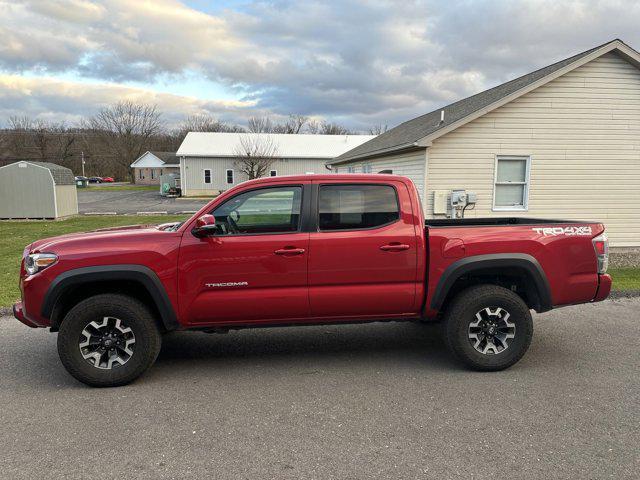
{"left": 308, "top": 179, "right": 418, "bottom": 318}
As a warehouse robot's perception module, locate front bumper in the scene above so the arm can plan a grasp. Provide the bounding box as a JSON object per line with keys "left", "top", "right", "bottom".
{"left": 592, "top": 274, "right": 612, "bottom": 302}
{"left": 13, "top": 301, "right": 40, "bottom": 328}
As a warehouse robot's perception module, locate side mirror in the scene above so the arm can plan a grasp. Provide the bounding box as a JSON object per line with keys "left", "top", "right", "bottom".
{"left": 192, "top": 214, "right": 218, "bottom": 237}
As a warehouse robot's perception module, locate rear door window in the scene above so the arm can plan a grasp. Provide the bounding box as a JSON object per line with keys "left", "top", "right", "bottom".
{"left": 318, "top": 184, "right": 399, "bottom": 230}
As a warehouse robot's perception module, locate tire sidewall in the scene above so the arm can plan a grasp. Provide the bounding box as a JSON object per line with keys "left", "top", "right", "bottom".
{"left": 446, "top": 287, "right": 533, "bottom": 370}
{"left": 58, "top": 296, "right": 160, "bottom": 387}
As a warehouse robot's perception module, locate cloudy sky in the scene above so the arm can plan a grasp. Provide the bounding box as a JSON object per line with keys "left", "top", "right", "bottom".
{"left": 1, "top": 0, "right": 639, "bottom": 131}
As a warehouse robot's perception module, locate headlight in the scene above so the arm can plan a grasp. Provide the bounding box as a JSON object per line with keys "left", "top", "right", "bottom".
{"left": 25, "top": 253, "right": 58, "bottom": 275}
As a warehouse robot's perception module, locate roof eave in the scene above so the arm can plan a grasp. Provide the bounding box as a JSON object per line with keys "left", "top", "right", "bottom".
{"left": 328, "top": 142, "right": 424, "bottom": 165}
{"left": 179, "top": 153, "right": 336, "bottom": 159}
{"left": 417, "top": 39, "right": 638, "bottom": 145}
{"left": 130, "top": 151, "right": 155, "bottom": 167}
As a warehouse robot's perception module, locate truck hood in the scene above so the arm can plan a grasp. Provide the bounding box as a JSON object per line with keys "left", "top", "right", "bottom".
{"left": 29, "top": 223, "right": 178, "bottom": 253}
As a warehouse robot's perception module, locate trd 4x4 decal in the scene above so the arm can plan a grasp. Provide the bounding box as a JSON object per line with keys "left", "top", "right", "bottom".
{"left": 532, "top": 226, "right": 592, "bottom": 236}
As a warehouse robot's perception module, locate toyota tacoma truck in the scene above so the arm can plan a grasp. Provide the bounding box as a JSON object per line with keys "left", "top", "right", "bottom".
{"left": 13, "top": 174, "right": 612, "bottom": 387}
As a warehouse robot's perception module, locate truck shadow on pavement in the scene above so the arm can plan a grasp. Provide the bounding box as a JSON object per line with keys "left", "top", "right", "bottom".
{"left": 153, "top": 321, "right": 453, "bottom": 371}
{"left": 2, "top": 314, "right": 577, "bottom": 389}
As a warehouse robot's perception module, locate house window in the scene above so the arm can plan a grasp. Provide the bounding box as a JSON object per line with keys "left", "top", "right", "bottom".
{"left": 151, "top": 169, "right": 155, "bottom": 180}
{"left": 318, "top": 184, "right": 399, "bottom": 230}
{"left": 226, "top": 169, "right": 234, "bottom": 184}
{"left": 270, "top": 170, "right": 277, "bottom": 177}
{"left": 347, "top": 166, "right": 355, "bottom": 173}
{"left": 139, "top": 169, "right": 143, "bottom": 180}
{"left": 493, "top": 156, "right": 530, "bottom": 210}
{"left": 204, "top": 169, "right": 212, "bottom": 184}
{"left": 363, "top": 164, "right": 372, "bottom": 173}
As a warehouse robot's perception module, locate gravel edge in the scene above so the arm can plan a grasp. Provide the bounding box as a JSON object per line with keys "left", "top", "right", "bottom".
{"left": 608, "top": 289, "right": 640, "bottom": 299}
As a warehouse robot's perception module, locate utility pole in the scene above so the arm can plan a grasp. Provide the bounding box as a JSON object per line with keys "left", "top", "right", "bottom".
{"left": 81, "top": 151, "right": 85, "bottom": 177}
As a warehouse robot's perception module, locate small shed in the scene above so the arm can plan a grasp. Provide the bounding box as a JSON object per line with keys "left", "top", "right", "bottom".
{"left": 0, "top": 161, "right": 78, "bottom": 219}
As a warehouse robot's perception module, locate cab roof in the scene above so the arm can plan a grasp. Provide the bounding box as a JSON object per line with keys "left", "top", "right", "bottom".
{"left": 243, "top": 173, "right": 409, "bottom": 185}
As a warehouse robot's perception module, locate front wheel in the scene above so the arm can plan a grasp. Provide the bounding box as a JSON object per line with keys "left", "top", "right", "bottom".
{"left": 443, "top": 285, "right": 533, "bottom": 371}
{"left": 57, "top": 294, "right": 162, "bottom": 387}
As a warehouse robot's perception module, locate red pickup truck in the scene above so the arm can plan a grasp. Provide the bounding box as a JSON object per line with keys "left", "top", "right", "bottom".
{"left": 13, "top": 174, "right": 611, "bottom": 387}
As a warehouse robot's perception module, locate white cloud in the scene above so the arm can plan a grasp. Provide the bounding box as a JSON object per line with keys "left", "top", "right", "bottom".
{"left": 0, "top": 0, "right": 639, "bottom": 129}
{"left": 0, "top": 74, "right": 257, "bottom": 126}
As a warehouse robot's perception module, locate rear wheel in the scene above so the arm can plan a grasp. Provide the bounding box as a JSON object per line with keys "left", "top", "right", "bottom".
{"left": 443, "top": 285, "right": 533, "bottom": 371}
{"left": 57, "top": 294, "right": 162, "bottom": 387}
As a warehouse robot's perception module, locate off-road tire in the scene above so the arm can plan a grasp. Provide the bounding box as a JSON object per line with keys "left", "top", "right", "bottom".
{"left": 444, "top": 285, "right": 533, "bottom": 371}
{"left": 57, "top": 294, "right": 162, "bottom": 387}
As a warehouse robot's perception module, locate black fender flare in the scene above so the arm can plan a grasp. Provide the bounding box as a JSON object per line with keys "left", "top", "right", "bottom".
{"left": 42, "top": 264, "right": 179, "bottom": 331}
{"left": 430, "top": 253, "right": 553, "bottom": 312}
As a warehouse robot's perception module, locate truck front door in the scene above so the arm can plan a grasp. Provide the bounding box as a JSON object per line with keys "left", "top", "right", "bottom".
{"left": 178, "top": 183, "right": 310, "bottom": 325}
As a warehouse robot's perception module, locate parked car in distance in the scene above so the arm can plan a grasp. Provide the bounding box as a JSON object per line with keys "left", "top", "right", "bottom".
{"left": 74, "top": 176, "right": 88, "bottom": 182}
{"left": 87, "top": 176, "right": 103, "bottom": 183}
{"left": 101, "top": 177, "right": 114, "bottom": 183}
{"left": 13, "top": 174, "right": 611, "bottom": 387}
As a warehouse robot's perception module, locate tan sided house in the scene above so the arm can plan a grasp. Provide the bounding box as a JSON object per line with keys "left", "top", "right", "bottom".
{"left": 330, "top": 39, "right": 640, "bottom": 247}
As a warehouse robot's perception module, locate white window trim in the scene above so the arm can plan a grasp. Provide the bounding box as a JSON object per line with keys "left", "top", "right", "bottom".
{"left": 226, "top": 168, "right": 234, "bottom": 184}
{"left": 492, "top": 155, "right": 531, "bottom": 212}
{"left": 203, "top": 169, "right": 212, "bottom": 184}
{"left": 270, "top": 170, "right": 278, "bottom": 177}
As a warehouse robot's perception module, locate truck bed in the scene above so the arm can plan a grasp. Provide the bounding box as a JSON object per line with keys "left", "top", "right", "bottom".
{"left": 425, "top": 217, "right": 587, "bottom": 227}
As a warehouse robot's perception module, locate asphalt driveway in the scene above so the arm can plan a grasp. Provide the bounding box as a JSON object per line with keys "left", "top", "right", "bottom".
{"left": 77, "top": 189, "right": 209, "bottom": 215}
{"left": 0, "top": 298, "right": 638, "bottom": 479}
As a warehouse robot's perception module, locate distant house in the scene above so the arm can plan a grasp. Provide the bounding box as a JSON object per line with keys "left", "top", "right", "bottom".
{"left": 130, "top": 151, "right": 179, "bottom": 184}
{"left": 329, "top": 39, "right": 640, "bottom": 247}
{"left": 176, "top": 132, "right": 375, "bottom": 196}
{"left": 0, "top": 161, "right": 78, "bottom": 219}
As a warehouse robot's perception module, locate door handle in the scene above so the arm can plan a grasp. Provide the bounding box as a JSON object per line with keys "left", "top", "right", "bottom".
{"left": 380, "top": 243, "right": 410, "bottom": 251}
{"left": 274, "top": 247, "right": 305, "bottom": 255}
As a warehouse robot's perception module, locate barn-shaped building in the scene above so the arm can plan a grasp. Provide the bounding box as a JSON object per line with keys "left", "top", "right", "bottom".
{"left": 0, "top": 161, "right": 78, "bottom": 219}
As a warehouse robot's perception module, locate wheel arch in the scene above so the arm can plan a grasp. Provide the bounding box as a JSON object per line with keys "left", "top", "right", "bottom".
{"left": 431, "top": 254, "right": 553, "bottom": 313}
{"left": 42, "top": 265, "right": 179, "bottom": 332}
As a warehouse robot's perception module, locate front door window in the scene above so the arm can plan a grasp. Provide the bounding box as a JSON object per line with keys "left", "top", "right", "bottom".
{"left": 211, "top": 186, "right": 302, "bottom": 235}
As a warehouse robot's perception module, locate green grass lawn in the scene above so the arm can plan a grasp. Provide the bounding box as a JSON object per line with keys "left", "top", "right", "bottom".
{"left": 608, "top": 268, "right": 640, "bottom": 291}
{"left": 0, "top": 215, "right": 186, "bottom": 307}
{"left": 1, "top": 217, "right": 639, "bottom": 308}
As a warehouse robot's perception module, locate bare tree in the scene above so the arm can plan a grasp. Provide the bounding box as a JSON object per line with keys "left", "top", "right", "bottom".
{"left": 233, "top": 134, "right": 279, "bottom": 179}
{"left": 32, "top": 119, "right": 54, "bottom": 160}
{"left": 307, "top": 120, "right": 351, "bottom": 135}
{"left": 306, "top": 119, "right": 320, "bottom": 134}
{"left": 4, "top": 116, "right": 76, "bottom": 164}
{"left": 368, "top": 124, "right": 388, "bottom": 135}
{"left": 84, "top": 101, "right": 163, "bottom": 181}
{"left": 272, "top": 115, "right": 308, "bottom": 134}
{"left": 6, "top": 116, "right": 32, "bottom": 157}
{"left": 175, "top": 114, "right": 244, "bottom": 137}
{"left": 248, "top": 115, "right": 309, "bottom": 134}
{"left": 247, "top": 116, "right": 275, "bottom": 133}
